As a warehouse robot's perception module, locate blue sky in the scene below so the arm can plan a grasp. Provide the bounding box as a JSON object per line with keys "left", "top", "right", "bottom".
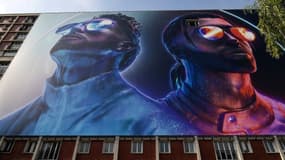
{"left": 0, "top": 0, "right": 255, "bottom": 13}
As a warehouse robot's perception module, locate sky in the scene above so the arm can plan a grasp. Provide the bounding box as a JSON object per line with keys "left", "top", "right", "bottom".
{"left": 0, "top": 0, "right": 255, "bottom": 13}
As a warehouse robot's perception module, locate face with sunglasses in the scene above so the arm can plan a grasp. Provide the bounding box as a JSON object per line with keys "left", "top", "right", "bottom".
{"left": 184, "top": 17, "right": 257, "bottom": 73}
{"left": 51, "top": 18, "right": 135, "bottom": 53}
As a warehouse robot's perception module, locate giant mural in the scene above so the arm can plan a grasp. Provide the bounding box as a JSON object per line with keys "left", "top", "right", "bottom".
{"left": 0, "top": 10, "right": 284, "bottom": 135}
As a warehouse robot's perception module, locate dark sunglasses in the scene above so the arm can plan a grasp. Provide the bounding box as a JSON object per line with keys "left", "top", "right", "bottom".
{"left": 56, "top": 19, "right": 114, "bottom": 35}
{"left": 198, "top": 26, "right": 256, "bottom": 42}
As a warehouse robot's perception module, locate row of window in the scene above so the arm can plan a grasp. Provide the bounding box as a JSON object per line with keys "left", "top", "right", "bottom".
{"left": 77, "top": 140, "right": 196, "bottom": 154}
{"left": 0, "top": 42, "right": 23, "bottom": 55}
{"left": 0, "top": 51, "right": 17, "bottom": 57}
{"left": 0, "top": 139, "right": 195, "bottom": 154}
{"left": 214, "top": 139, "right": 284, "bottom": 160}
{"left": 3, "top": 42, "right": 22, "bottom": 50}
{"left": 0, "top": 16, "right": 36, "bottom": 24}
{"left": 1, "top": 139, "right": 275, "bottom": 154}
{"left": 0, "top": 33, "right": 27, "bottom": 41}
{"left": 0, "top": 24, "right": 32, "bottom": 32}
{"left": 1, "top": 138, "right": 285, "bottom": 160}
{"left": 159, "top": 140, "right": 196, "bottom": 153}
{"left": 239, "top": 139, "right": 283, "bottom": 153}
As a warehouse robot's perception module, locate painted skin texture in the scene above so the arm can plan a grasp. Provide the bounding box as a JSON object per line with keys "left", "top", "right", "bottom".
{"left": 162, "top": 14, "right": 285, "bottom": 135}
{"left": 0, "top": 16, "right": 188, "bottom": 135}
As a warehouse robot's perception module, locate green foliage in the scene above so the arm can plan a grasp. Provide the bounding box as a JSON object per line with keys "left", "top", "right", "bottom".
{"left": 249, "top": 0, "right": 285, "bottom": 58}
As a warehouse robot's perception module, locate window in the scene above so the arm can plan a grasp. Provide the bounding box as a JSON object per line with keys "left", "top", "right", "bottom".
{"left": 8, "top": 42, "right": 22, "bottom": 50}
{"left": 263, "top": 140, "right": 277, "bottom": 153}
{"left": 15, "top": 33, "right": 27, "bottom": 40}
{"left": 0, "top": 24, "right": 9, "bottom": 31}
{"left": 184, "top": 140, "right": 195, "bottom": 153}
{"left": 3, "top": 51, "right": 17, "bottom": 56}
{"left": 239, "top": 140, "right": 252, "bottom": 153}
{"left": 131, "top": 141, "right": 143, "bottom": 153}
{"left": 0, "top": 139, "right": 14, "bottom": 153}
{"left": 24, "top": 140, "right": 37, "bottom": 153}
{"left": 24, "top": 17, "right": 36, "bottom": 23}
{"left": 3, "top": 17, "right": 14, "bottom": 23}
{"left": 19, "top": 25, "right": 31, "bottom": 31}
{"left": 159, "top": 141, "right": 171, "bottom": 153}
{"left": 214, "top": 141, "right": 237, "bottom": 160}
{"left": 103, "top": 141, "right": 114, "bottom": 153}
{"left": 77, "top": 141, "right": 91, "bottom": 154}
{"left": 37, "top": 141, "right": 61, "bottom": 160}
{"left": 279, "top": 139, "right": 285, "bottom": 152}
{"left": 0, "top": 65, "right": 8, "bottom": 75}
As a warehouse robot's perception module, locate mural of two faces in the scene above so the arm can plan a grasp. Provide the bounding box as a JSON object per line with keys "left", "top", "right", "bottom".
{"left": 0, "top": 10, "right": 285, "bottom": 135}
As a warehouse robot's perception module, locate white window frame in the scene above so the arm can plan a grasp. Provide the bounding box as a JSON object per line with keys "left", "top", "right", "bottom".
{"left": 159, "top": 140, "right": 171, "bottom": 153}
{"left": 102, "top": 141, "right": 114, "bottom": 154}
{"left": 77, "top": 140, "right": 91, "bottom": 154}
{"left": 0, "top": 139, "right": 15, "bottom": 153}
{"left": 183, "top": 140, "right": 195, "bottom": 153}
{"left": 37, "top": 141, "right": 61, "bottom": 160}
{"left": 263, "top": 140, "right": 277, "bottom": 153}
{"left": 214, "top": 141, "right": 237, "bottom": 160}
{"left": 23, "top": 140, "right": 37, "bottom": 153}
{"left": 239, "top": 140, "right": 253, "bottom": 153}
{"left": 131, "top": 140, "right": 143, "bottom": 154}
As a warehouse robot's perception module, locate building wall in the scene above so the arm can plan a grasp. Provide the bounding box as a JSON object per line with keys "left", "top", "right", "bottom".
{"left": 243, "top": 140, "right": 282, "bottom": 160}
{"left": 118, "top": 140, "right": 156, "bottom": 160}
{"left": 0, "top": 14, "right": 37, "bottom": 79}
{"left": 159, "top": 140, "right": 197, "bottom": 160}
{"left": 0, "top": 136, "right": 284, "bottom": 160}
{"left": 0, "top": 140, "right": 33, "bottom": 160}
{"left": 76, "top": 140, "right": 113, "bottom": 160}
{"left": 199, "top": 140, "right": 217, "bottom": 160}
{"left": 58, "top": 140, "right": 75, "bottom": 160}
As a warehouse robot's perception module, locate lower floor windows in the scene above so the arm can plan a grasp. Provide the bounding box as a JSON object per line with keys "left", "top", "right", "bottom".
{"left": 159, "top": 141, "right": 171, "bottom": 153}
{"left": 131, "top": 141, "right": 143, "bottom": 153}
{"left": 77, "top": 140, "right": 91, "bottom": 154}
{"left": 214, "top": 141, "right": 237, "bottom": 160}
{"left": 0, "top": 139, "right": 14, "bottom": 153}
{"left": 37, "top": 141, "right": 61, "bottom": 160}
{"left": 239, "top": 140, "right": 253, "bottom": 153}
{"left": 263, "top": 139, "right": 277, "bottom": 153}
{"left": 184, "top": 140, "right": 195, "bottom": 153}
{"left": 103, "top": 141, "right": 114, "bottom": 153}
{"left": 24, "top": 140, "right": 37, "bottom": 153}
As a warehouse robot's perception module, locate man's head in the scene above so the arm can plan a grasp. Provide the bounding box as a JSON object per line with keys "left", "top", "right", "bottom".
{"left": 162, "top": 11, "right": 257, "bottom": 73}
{"left": 51, "top": 13, "right": 142, "bottom": 71}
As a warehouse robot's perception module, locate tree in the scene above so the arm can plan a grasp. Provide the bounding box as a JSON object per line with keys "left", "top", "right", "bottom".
{"left": 250, "top": 0, "right": 285, "bottom": 58}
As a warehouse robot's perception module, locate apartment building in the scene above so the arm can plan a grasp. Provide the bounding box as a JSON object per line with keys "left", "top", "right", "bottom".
{"left": 0, "top": 14, "right": 37, "bottom": 79}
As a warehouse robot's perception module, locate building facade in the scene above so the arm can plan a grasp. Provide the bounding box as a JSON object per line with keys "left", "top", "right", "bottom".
{"left": 0, "top": 14, "right": 38, "bottom": 79}
{"left": 1, "top": 136, "right": 285, "bottom": 160}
